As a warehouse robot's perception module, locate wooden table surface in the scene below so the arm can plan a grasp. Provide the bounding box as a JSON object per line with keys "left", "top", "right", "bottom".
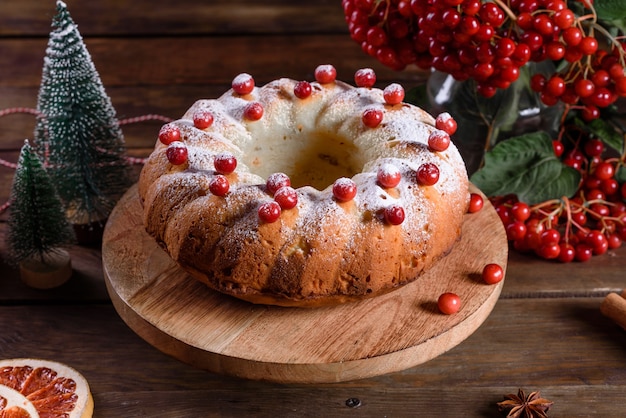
{"left": 1, "top": 1, "right": 625, "bottom": 417}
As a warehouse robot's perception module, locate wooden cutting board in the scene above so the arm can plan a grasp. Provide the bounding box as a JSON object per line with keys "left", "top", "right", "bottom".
{"left": 102, "top": 184, "right": 507, "bottom": 383}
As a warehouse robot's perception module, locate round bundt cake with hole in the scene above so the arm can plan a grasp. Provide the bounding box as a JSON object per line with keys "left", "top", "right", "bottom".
{"left": 138, "top": 65, "right": 470, "bottom": 307}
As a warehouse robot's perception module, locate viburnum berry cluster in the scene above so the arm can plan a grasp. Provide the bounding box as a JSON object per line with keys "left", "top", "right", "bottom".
{"left": 484, "top": 125, "right": 626, "bottom": 262}
{"left": 342, "top": 0, "right": 626, "bottom": 118}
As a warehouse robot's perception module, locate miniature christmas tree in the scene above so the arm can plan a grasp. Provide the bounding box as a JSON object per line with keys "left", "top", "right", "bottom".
{"left": 6, "top": 140, "right": 74, "bottom": 288}
{"left": 34, "top": 0, "right": 132, "bottom": 242}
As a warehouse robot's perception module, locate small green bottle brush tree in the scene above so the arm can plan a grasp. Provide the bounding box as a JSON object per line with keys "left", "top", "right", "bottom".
{"left": 7, "top": 141, "right": 75, "bottom": 288}
{"left": 34, "top": 1, "right": 133, "bottom": 244}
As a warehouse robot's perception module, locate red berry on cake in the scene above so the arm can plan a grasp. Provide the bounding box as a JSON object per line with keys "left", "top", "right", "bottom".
{"left": 417, "top": 163, "right": 440, "bottom": 186}
{"left": 266, "top": 172, "right": 291, "bottom": 195}
{"left": 165, "top": 142, "right": 188, "bottom": 165}
{"left": 274, "top": 186, "right": 298, "bottom": 209}
{"left": 377, "top": 163, "right": 402, "bottom": 188}
{"left": 362, "top": 108, "right": 384, "bottom": 128}
{"left": 193, "top": 110, "right": 214, "bottom": 129}
{"left": 258, "top": 201, "right": 282, "bottom": 223}
{"left": 354, "top": 68, "right": 376, "bottom": 87}
{"left": 384, "top": 204, "right": 405, "bottom": 225}
{"left": 294, "top": 81, "right": 313, "bottom": 99}
{"left": 314, "top": 64, "right": 337, "bottom": 84}
{"left": 232, "top": 73, "right": 255, "bottom": 95}
{"left": 435, "top": 112, "right": 458, "bottom": 135}
{"left": 243, "top": 102, "right": 264, "bottom": 121}
{"left": 332, "top": 177, "right": 357, "bottom": 202}
{"left": 209, "top": 175, "right": 230, "bottom": 196}
{"left": 383, "top": 83, "right": 405, "bottom": 105}
{"left": 214, "top": 153, "right": 237, "bottom": 174}
{"left": 159, "top": 123, "right": 181, "bottom": 145}
{"left": 428, "top": 130, "right": 451, "bottom": 152}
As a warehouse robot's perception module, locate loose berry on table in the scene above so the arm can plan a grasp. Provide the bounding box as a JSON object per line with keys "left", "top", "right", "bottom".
{"left": 482, "top": 263, "right": 504, "bottom": 285}
{"left": 438, "top": 292, "right": 461, "bottom": 315}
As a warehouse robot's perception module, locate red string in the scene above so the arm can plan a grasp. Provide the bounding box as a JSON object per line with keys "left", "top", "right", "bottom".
{"left": 0, "top": 107, "right": 173, "bottom": 214}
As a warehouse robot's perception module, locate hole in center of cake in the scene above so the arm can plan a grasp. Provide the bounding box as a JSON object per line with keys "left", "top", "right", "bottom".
{"left": 244, "top": 132, "right": 363, "bottom": 191}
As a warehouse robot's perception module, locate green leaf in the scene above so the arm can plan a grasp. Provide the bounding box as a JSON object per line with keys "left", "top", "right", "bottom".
{"left": 594, "top": 0, "right": 626, "bottom": 21}
{"left": 470, "top": 132, "right": 581, "bottom": 204}
{"left": 616, "top": 165, "right": 626, "bottom": 183}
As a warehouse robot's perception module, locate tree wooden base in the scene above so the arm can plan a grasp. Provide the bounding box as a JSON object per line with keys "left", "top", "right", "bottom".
{"left": 19, "top": 249, "right": 73, "bottom": 289}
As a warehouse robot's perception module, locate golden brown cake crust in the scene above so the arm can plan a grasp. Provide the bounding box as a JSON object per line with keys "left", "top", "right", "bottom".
{"left": 138, "top": 73, "right": 469, "bottom": 307}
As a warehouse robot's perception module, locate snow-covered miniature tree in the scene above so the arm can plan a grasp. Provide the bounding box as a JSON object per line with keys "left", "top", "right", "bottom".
{"left": 6, "top": 140, "right": 74, "bottom": 288}
{"left": 34, "top": 1, "right": 132, "bottom": 235}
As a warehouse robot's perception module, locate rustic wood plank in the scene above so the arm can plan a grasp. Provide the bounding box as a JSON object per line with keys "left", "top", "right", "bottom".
{"left": 0, "top": 36, "right": 425, "bottom": 88}
{"left": 0, "top": 1, "right": 349, "bottom": 37}
{"left": 90, "top": 386, "right": 626, "bottom": 417}
{"left": 0, "top": 300, "right": 624, "bottom": 416}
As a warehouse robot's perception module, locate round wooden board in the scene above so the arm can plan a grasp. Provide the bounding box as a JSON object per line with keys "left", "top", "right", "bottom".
{"left": 102, "top": 184, "right": 507, "bottom": 384}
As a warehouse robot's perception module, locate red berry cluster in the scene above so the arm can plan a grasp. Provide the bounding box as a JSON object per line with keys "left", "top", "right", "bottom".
{"left": 342, "top": 0, "right": 626, "bottom": 112}
{"left": 488, "top": 133, "right": 626, "bottom": 262}
{"left": 530, "top": 43, "right": 626, "bottom": 120}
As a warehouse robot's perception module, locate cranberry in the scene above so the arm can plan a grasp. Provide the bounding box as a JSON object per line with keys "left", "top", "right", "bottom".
{"left": 314, "top": 64, "right": 337, "bottom": 84}
{"left": 482, "top": 263, "right": 504, "bottom": 284}
{"left": 294, "top": 81, "right": 313, "bottom": 99}
{"left": 209, "top": 175, "right": 229, "bottom": 197}
{"left": 258, "top": 201, "right": 281, "bottom": 223}
{"left": 214, "top": 153, "right": 237, "bottom": 174}
{"left": 354, "top": 68, "right": 377, "bottom": 87}
{"left": 384, "top": 204, "right": 405, "bottom": 225}
{"left": 435, "top": 112, "right": 458, "bottom": 135}
{"left": 159, "top": 123, "right": 181, "bottom": 145}
{"left": 232, "top": 73, "right": 255, "bottom": 95}
{"left": 438, "top": 292, "right": 461, "bottom": 315}
{"left": 243, "top": 102, "right": 264, "bottom": 121}
{"left": 377, "top": 164, "right": 402, "bottom": 188}
{"left": 333, "top": 178, "right": 358, "bottom": 202}
{"left": 165, "top": 142, "right": 188, "bottom": 165}
{"left": 428, "top": 130, "right": 451, "bottom": 152}
{"left": 193, "top": 111, "right": 214, "bottom": 129}
{"left": 468, "top": 193, "right": 484, "bottom": 213}
{"left": 383, "top": 83, "right": 405, "bottom": 104}
{"left": 266, "top": 173, "right": 291, "bottom": 195}
{"left": 362, "top": 108, "right": 384, "bottom": 128}
{"left": 274, "top": 186, "right": 298, "bottom": 209}
{"left": 416, "top": 163, "right": 440, "bottom": 185}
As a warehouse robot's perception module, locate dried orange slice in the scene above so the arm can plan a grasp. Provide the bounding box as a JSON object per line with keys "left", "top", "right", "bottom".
{"left": 0, "top": 359, "right": 93, "bottom": 418}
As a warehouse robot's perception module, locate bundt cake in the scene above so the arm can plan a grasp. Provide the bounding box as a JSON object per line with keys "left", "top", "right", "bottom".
{"left": 138, "top": 65, "right": 470, "bottom": 307}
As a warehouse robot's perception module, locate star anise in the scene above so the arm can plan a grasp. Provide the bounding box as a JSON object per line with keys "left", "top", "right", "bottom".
{"left": 497, "top": 388, "right": 554, "bottom": 418}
